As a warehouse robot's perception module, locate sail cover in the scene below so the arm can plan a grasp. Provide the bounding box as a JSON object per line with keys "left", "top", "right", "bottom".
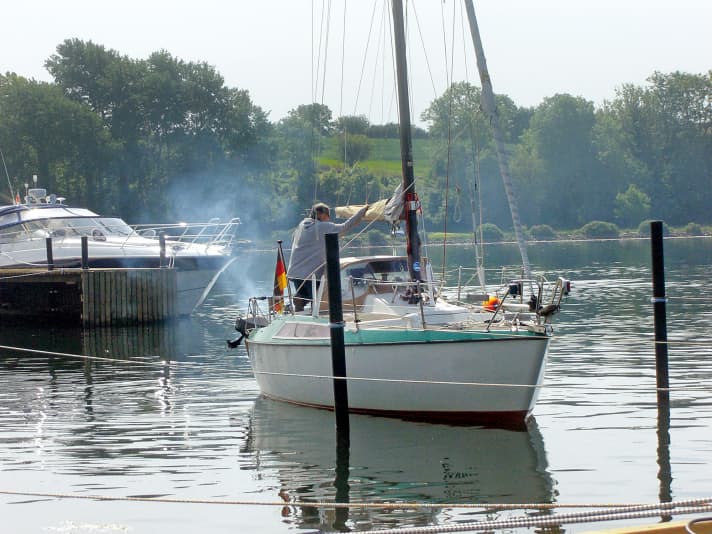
{"left": 335, "top": 183, "right": 404, "bottom": 223}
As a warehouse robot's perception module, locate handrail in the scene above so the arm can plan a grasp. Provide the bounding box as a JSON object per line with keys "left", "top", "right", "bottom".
{"left": 132, "top": 218, "right": 241, "bottom": 249}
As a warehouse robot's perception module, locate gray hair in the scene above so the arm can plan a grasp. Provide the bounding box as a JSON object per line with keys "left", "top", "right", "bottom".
{"left": 310, "top": 202, "right": 330, "bottom": 219}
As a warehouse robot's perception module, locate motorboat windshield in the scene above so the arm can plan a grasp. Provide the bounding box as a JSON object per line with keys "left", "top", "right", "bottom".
{"left": 0, "top": 210, "right": 137, "bottom": 243}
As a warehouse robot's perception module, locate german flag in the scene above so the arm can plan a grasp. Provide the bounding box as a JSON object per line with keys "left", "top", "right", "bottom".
{"left": 273, "top": 245, "right": 288, "bottom": 313}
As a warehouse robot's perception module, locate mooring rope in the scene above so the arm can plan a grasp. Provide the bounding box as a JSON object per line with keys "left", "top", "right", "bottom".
{"left": 253, "top": 370, "right": 539, "bottom": 389}
{"left": 1, "top": 344, "right": 708, "bottom": 392}
{"left": 0, "top": 489, "right": 708, "bottom": 512}
{"left": 0, "top": 490, "right": 710, "bottom": 533}
{"left": 354, "top": 505, "right": 712, "bottom": 534}
{"left": 0, "top": 344, "right": 204, "bottom": 369}
{"left": 667, "top": 296, "right": 712, "bottom": 302}
{"left": 0, "top": 268, "right": 65, "bottom": 280}
{"left": 656, "top": 339, "right": 712, "bottom": 347}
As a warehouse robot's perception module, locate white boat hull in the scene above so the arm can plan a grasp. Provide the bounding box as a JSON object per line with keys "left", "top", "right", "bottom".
{"left": 246, "top": 316, "right": 549, "bottom": 426}
{"left": 0, "top": 237, "right": 234, "bottom": 315}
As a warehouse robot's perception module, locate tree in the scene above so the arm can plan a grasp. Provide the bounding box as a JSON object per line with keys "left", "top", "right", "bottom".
{"left": 419, "top": 82, "right": 533, "bottom": 232}
{"left": 614, "top": 184, "right": 651, "bottom": 227}
{"left": 286, "top": 103, "right": 333, "bottom": 136}
{"left": 46, "top": 39, "right": 275, "bottom": 221}
{"left": 0, "top": 73, "right": 112, "bottom": 206}
{"left": 514, "top": 94, "right": 607, "bottom": 228}
{"left": 600, "top": 71, "right": 712, "bottom": 225}
{"left": 335, "top": 115, "right": 370, "bottom": 135}
{"left": 46, "top": 40, "right": 148, "bottom": 217}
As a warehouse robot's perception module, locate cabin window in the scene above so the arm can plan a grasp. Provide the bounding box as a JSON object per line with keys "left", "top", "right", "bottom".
{"left": 0, "top": 213, "right": 19, "bottom": 228}
{"left": 338, "top": 258, "right": 413, "bottom": 300}
{"left": 340, "top": 264, "right": 376, "bottom": 300}
{"left": 274, "top": 321, "right": 330, "bottom": 339}
{"left": 0, "top": 225, "right": 21, "bottom": 243}
{"left": 369, "top": 259, "right": 409, "bottom": 282}
{"left": 98, "top": 218, "right": 135, "bottom": 236}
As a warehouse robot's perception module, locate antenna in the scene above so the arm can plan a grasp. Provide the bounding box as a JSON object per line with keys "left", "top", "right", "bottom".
{"left": 0, "top": 148, "right": 15, "bottom": 202}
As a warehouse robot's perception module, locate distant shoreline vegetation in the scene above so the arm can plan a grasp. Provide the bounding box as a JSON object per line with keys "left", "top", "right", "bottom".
{"left": 259, "top": 221, "right": 711, "bottom": 249}
{"left": 426, "top": 220, "right": 711, "bottom": 244}
{"left": 1, "top": 41, "right": 709, "bottom": 236}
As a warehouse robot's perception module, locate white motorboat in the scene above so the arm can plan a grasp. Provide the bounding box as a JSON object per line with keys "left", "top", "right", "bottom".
{"left": 0, "top": 186, "right": 240, "bottom": 315}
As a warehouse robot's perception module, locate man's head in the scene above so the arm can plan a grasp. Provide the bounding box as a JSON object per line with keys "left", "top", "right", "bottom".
{"left": 310, "top": 202, "right": 330, "bottom": 221}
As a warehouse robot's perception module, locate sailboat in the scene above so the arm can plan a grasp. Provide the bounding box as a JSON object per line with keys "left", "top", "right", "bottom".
{"left": 232, "top": 0, "right": 568, "bottom": 427}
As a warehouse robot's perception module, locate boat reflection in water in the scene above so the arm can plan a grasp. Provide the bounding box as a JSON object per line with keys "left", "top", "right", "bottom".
{"left": 239, "top": 397, "right": 557, "bottom": 531}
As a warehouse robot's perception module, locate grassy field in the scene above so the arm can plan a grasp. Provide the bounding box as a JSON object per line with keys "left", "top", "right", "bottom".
{"left": 319, "top": 136, "right": 440, "bottom": 179}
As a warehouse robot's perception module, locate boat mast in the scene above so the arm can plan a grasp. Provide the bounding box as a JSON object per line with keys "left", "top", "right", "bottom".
{"left": 463, "top": 0, "right": 531, "bottom": 278}
{"left": 392, "top": 0, "right": 422, "bottom": 282}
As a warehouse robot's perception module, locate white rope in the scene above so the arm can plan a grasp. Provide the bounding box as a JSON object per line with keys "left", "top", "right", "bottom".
{"left": 656, "top": 339, "right": 712, "bottom": 347}
{"left": 667, "top": 296, "right": 712, "bottom": 302}
{"left": 0, "top": 267, "right": 64, "bottom": 280}
{"left": 356, "top": 504, "right": 712, "bottom": 534}
{"left": 254, "top": 370, "right": 712, "bottom": 392}
{"left": 0, "top": 345, "right": 184, "bottom": 367}
{"left": 1, "top": 490, "right": 710, "bottom": 534}
{"left": 0, "top": 489, "right": 708, "bottom": 513}
{"left": 2, "top": 343, "right": 706, "bottom": 393}
{"left": 254, "top": 370, "right": 539, "bottom": 389}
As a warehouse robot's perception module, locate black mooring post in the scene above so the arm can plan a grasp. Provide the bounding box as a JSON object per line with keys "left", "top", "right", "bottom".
{"left": 650, "top": 220, "right": 672, "bottom": 519}
{"left": 81, "top": 236, "right": 89, "bottom": 270}
{"left": 45, "top": 237, "right": 54, "bottom": 271}
{"left": 650, "top": 221, "right": 669, "bottom": 392}
{"left": 159, "top": 232, "right": 166, "bottom": 268}
{"left": 325, "top": 233, "right": 350, "bottom": 437}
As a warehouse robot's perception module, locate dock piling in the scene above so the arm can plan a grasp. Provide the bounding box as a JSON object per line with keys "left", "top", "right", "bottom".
{"left": 81, "top": 236, "right": 89, "bottom": 270}
{"left": 650, "top": 220, "right": 669, "bottom": 391}
{"left": 45, "top": 237, "right": 54, "bottom": 271}
{"left": 159, "top": 232, "right": 166, "bottom": 268}
{"left": 325, "top": 232, "right": 350, "bottom": 436}
{"left": 325, "top": 232, "right": 351, "bottom": 530}
{"left": 650, "top": 220, "right": 673, "bottom": 515}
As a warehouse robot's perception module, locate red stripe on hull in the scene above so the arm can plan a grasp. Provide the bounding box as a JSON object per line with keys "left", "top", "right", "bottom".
{"left": 261, "top": 393, "right": 530, "bottom": 430}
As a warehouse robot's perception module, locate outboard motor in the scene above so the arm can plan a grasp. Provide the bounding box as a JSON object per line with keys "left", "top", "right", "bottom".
{"left": 227, "top": 315, "right": 268, "bottom": 349}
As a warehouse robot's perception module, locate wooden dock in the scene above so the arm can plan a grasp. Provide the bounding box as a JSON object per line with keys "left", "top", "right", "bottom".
{"left": 0, "top": 268, "right": 176, "bottom": 326}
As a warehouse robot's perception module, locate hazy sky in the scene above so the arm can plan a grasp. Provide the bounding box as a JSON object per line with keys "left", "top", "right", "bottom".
{"left": 2, "top": 0, "right": 710, "bottom": 126}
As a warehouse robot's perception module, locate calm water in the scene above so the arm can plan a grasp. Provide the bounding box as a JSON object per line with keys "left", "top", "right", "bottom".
{"left": 1, "top": 238, "right": 711, "bottom": 533}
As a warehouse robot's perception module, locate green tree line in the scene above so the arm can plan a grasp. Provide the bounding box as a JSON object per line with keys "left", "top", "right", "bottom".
{"left": 1, "top": 39, "right": 710, "bottom": 236}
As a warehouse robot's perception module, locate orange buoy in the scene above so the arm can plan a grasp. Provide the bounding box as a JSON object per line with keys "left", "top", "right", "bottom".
{"left": 483, "top": 296, "right": 500, "bottom": 312}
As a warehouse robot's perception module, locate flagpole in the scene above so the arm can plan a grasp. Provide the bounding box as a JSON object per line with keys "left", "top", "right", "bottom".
{"left": 277, "top": 240, "right": 294, "bottom": 315}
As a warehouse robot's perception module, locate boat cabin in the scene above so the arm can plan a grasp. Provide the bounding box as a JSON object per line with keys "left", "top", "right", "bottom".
{"left": 300, "top": 255, "right": 436, "bottom": 314}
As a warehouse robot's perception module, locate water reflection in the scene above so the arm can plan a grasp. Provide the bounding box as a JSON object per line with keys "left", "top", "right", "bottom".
{"left": 657, "top": 391, "right": 672, "bottom": 512}
{"left": 0, "top": 321, "right": 177, "bottom": 362}
{"left": 239, "top": 397, "right": 557, "bottom": 531}
{"left": 0, "top": 320, "right": 255, "bottom": 482}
